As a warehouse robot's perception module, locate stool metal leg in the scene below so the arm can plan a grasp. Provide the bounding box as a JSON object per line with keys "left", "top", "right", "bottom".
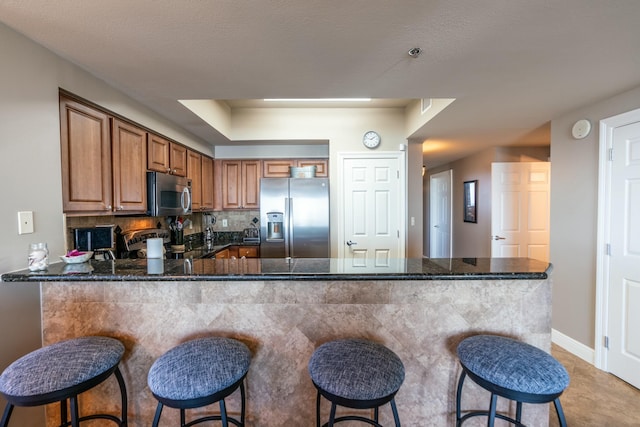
{"left": 328, "top": 402, "right": 337, "bottom": 427}
{"left": 151, "top": 402, "right": 163, "bottom": 427}
{"left": 0, "top": 404, "right": 14, "bottom": 427}
{"left": 374, "top": 406, "right": 379, "bottom": 422}
{"left": 219, "top": 399, "right": 228, "bottom": 427}
{"left": 70, "top": 396, "right": 80, "bottom": 427}
{"left": 487, "top": 394, "right": 497, "bottom": 427}
{"left": 60, "top": 399, "right": 68, "bottom": 426}
{"left": 113, "top": 366, "right": 128, "bottom": 426}
{"left": 515, "top": 401, "right": 522, "bottom": 423}
{"left": 316, "top": 390, "right": 322, "bottom": 427}
{"left": 240, "top": 381, "right": 246, "bottom": 426}
{"left": 553, "top": 398, "right": 567, "bottom": 427}
{"left": 390, "top": 398, "right": 401, "bottom": 427}
{"left": 455, "top": 371, "right": 466, "bottom": 426}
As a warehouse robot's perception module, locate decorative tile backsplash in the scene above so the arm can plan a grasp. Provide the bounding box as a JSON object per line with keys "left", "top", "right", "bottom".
{"left": 65, "top": 210, "right": 260, "bottom": 250}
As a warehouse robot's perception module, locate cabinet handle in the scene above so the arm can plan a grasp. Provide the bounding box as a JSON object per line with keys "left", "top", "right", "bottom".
{"left": 105, "top": 205, "right": 112, "bottom": 211}
{"left": 166, "top": 167, "right": 172, "bottom": 174}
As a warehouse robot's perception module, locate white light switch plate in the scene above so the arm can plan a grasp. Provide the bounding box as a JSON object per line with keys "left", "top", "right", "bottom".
{"left": 18, "top": 211, "right": 34, "bottom": 234}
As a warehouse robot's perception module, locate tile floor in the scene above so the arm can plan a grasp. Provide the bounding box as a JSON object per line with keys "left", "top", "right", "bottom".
{"left": 549, "top": 344, "right": 640, "bottom": 426}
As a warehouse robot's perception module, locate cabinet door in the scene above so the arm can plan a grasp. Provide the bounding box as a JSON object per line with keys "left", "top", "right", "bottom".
{"left": 60, "top": 96, "right": 113, "bottom": 214}
{"left": 297, "top": 159, "right": 329, "bottom": 177}
{"left": 112, "top": 119, "right": 148, "bottom": 214}
{"left": 147, "top": 133, "right": 170, "bottom": 173}
{"left": 263, "top": 159, "right": 295, "bottom": 177}
{"left": 221, "top": 160, "right": 242, "bottom": 209}
{"left": 201, "top": 155, "right": 214, "bottom": 211}
{"left": 238, "top": 246, "right": 259, "bottom": 258}
{"left": 215, "top": 248, "right": 230, "bottom": 259}
{"left": 242, "top": 160, "right": 261, "bottom": 209}
{"left": 187, "top": 150, "right": 202, "bottom": 210}
{"left": 170, "top": 143, "right": 187, "bottom": 177}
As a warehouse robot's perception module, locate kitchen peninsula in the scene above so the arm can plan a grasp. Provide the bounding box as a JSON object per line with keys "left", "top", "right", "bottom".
{"left": 2, "top": 257, "right": 553, "bottom": 426}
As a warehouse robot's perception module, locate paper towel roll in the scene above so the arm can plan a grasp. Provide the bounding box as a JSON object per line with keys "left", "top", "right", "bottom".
{"left": 146, "top": 238, "right": 164, "bottom": 259}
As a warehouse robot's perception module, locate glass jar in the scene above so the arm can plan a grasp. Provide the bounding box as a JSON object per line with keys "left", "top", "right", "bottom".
{"left": 28, "top": 243, "right": 49, "bottom": 271}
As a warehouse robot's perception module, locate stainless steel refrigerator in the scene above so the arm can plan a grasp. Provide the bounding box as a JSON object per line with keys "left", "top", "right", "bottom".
{"left": 260, "top": 178, "right": 329, "bottom": 258}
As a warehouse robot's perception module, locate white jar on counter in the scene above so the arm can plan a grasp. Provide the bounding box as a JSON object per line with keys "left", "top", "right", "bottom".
{"left": 28, "top": 242, "right": 49, "bottom": 271}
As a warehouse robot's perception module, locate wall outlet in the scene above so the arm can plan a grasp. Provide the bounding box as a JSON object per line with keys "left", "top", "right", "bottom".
{"left": 222, "top": 219, "right": 228, "bottom": 228}
{"left": 18, "top": 211, "right": 34, "bottom": 234}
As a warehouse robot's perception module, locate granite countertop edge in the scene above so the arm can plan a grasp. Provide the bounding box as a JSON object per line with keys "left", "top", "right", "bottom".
{"left": 1, "top": 258, "right": 551, "bottom": 282}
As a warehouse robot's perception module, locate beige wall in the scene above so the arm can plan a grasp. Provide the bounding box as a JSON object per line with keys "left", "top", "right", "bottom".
{"left": 0, "top": 22, "right": 210, "bottom": 425}
{"left": 550, "top": 84, "right": 640, "bottom": 348}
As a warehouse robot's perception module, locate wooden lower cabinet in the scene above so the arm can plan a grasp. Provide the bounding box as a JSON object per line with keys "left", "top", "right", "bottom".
{"left": 215, "top": 248, "right": 230, "bottom": 259}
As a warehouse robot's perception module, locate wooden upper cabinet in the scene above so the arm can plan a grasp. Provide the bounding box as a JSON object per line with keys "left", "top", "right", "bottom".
{"left": 169, "top": 142, "right": 188, "bottom": 177}
{"left": 147, "top": 133, "right": 170, "bottom": 173}
{"left": 263, "top": 159, "right": 295, "bottom": 177}
{"left": 112, "top": 119, "right": 148, "bottom": 214}
{"left": 60, "top": 96, "right": 113, "bottom": 214}
{"left": 262, "top": 158, "right": 328, "bottom": 178}
{"left": 297, "top": 159, "right": 328, "bottom": 177}
{"left": 187, "top": 150, "right": 202, "bottom": 211}
{"left": 147, "top": 133, "right": 188, "bottom": 177}
{"left": 242, "top": 161, "right": 261, "bottom": 208}
{"left": 201, "top": 155, "right": 214, "bottom": 211}
{"left": 221, "top": 160, "right": 261, "bottom": 209}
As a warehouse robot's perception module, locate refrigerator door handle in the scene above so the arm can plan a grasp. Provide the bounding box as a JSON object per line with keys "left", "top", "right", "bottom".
{"left": 284, "top": 197, "right": 291, "bottom": 257}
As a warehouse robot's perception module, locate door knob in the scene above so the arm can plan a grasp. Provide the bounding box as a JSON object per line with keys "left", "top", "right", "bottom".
{"left": 346, "top": 240, "right": 357, "bottom": 246}
{"left": 492, "top": 235, "right": 506, "bottom": 240}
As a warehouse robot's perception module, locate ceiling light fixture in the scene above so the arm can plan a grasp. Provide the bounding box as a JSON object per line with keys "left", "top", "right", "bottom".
{"left": 264, "top": 98, "right": 371, "bottom": 102}
{"left": 408, "top": 47, "right": 423, "bottom": 58}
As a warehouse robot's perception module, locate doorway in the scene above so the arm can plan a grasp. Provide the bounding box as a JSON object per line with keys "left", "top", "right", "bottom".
{"left": 429, "top": 170, "right": 452, "bottom": 258}
{"left": 596, "top": 108, "right": 640, "bottom": 388}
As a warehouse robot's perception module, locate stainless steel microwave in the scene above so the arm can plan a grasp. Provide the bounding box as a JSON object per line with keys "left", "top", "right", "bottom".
{"left": 147, "top": 172, "right": 192, "bottom": 216}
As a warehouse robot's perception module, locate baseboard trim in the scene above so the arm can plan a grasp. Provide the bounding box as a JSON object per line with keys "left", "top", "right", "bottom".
{"left": 552, "top": 328, "right": 595, "bottom": 365}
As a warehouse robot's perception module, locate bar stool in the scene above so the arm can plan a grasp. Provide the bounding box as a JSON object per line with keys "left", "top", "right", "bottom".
{"left": 308, "top": 339, "right": 405, "bottom": 427}
{"left": 147, "top": 337, "right": 251, "bottom": 427}
{"left": 0, "top": 336, "right": 127, "bottom": 427}
{"left": 456, "top": 334, "right": 569, "bottom": 426}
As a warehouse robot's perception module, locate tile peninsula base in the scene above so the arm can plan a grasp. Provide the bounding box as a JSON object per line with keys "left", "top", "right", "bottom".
{"left": 41, "top": 278, "right": 552, "bottom": 426}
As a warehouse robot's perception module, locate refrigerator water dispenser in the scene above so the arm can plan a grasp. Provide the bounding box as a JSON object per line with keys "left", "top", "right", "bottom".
{"left": 266, "top": 212, "right": 284, "bottom": 241}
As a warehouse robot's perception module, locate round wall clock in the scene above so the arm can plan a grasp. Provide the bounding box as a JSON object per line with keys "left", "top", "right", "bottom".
{"left": 363, "top": 131, "right": 381, "bottom": 149}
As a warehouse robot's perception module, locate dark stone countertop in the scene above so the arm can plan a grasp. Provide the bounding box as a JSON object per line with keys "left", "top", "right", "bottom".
{"left": 1, "top": 257, "right": 551, "bottom": 282}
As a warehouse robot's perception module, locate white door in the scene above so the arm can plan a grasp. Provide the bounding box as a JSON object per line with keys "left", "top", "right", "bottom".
{"left": 339, "top": 153, "right": 405, "bottom": 271}
{"left": 605, "top": 120, "right": 640, "bottom": 388}
{"left": 491, "top": 162, "right": 551, "bottom": 262}
{"left": 429, "top": 170, "right": 452, "bottom": 258}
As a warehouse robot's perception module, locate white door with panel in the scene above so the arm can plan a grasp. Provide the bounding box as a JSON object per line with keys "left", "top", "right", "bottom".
{"left": 491, "top": 162, "right": 551, "bottom": 262}
{"left": 605, "top": 120, "right": 640, "bottom": 388}
{"left": 340, "top": 153, "right": 405, "bottom": 271}
{"left": 429, "top": 170, "right": 452, "bottom": 258}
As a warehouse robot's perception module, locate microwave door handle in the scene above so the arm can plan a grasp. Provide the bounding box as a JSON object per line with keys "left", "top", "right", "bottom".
{"left": 181, "top": 187, "right": 191, "bottom": 212}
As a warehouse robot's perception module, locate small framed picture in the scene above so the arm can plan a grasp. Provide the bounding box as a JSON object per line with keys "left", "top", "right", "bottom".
{"left": 463, "top": 180, "right": 477, "bottom": 223}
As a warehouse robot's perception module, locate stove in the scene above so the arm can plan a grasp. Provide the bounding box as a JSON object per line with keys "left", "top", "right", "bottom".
{"left": 117, "top": 228, "right": 171, "bottom": 259}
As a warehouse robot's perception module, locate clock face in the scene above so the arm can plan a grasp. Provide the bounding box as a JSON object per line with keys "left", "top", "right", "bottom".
{"left": 363, "top": 131, "right": 381, "bottom": 148}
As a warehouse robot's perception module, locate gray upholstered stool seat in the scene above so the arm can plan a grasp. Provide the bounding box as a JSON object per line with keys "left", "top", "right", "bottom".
{"left": 147, "top": 337, "right": 251, "bottom": 427}
{"left": 0, "top": 336, "right": 127, "bottom": 427}
{"left": 456, "top": 335, "right": 569, "bottom": 427}
{"left": 308, "top": 339, "right": 405, "bottom": 427}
